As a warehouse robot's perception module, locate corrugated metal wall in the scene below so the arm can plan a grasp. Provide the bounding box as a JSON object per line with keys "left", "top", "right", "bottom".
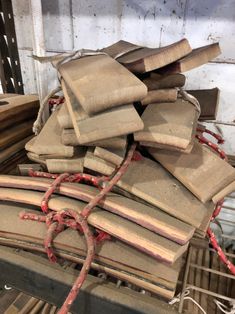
{"left": 12, "top": 0, "right": 235, "bottom": 153}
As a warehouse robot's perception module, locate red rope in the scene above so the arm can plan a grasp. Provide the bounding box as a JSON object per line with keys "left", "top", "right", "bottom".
{"left": 196, "top": 129, "right": 235, "bottom": 275}
{"left": 28, "top": 169, "right": 109, "bottom": 187}
{"left": 20, "top": 143, "right": 136, "bottom": 313}
{"left": 196, "top": 134, "right": 227, "bottom": 160}
{"left": 196, "top": 127, "right": 225, "bottom": 144}
{"left": 48, "top": 96, "right": 65, "bottom": 107}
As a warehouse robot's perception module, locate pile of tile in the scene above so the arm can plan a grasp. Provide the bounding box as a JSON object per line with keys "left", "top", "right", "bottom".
{"left": 0, "top": 94, "right": 39, "bottom": 173}
{"left": 1, "top": 38, "right": 234, "bottom": 302}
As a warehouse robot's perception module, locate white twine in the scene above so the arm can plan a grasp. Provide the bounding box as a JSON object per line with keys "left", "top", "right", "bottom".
{"left": 32, "top": 49, "right": 108, "bottom": 135}
{"left": 178, "top": 88, "right": 201, "bottom": 117}
{"left": 169, "top": 288, "right": 235, "bottom": 314}
{"left": 169, "top": 288, "right": 206, "bottom": 314}
{"left": 4, "top": 284, "right": 12, "bottom": 290}
{"left": 33, "top": 85, "right": 61, "bottom": 135}
{"left": 214, "top": 299, "right": 235, "bottom": 314}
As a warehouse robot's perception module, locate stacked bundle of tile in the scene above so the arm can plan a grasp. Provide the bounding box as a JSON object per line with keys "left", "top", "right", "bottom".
{"left": 0, "top": 94, "right": 39, "bottom": 173}
{"left": 2, "top": 38, "right": 235, "bottom": 302}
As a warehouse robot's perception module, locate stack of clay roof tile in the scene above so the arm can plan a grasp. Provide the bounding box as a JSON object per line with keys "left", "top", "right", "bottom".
{"left": 0, "top": 38, "right": 234, "bottom": 302}
{"left": 0, "top": 94, "right": 39, "bottom": 173}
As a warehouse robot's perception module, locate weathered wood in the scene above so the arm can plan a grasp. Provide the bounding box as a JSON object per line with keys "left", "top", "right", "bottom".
{"left": 140, "top": 89, "right": 177, "bottom": 105}
{"left": 0, "top": 175, "right": 194, "bottom": 245}
{"left": 150, "top": 141, "right": 235, "bottom": 202}
{"left": 116, "top": 39, "right": 192, "bottom": 73}
{"left": 27, "top": 152, "right": 46, "bottom": 165}
{"left": 0, "top": 188, "right": 188, "bottom": 263}
{"left": 159, "top": 43, "right": 221, "bottom": 74}
{"left": 57, "top": 102, "right": 73, "bottom": 129}
{"left": 84, "top": 150, "right": 116, "bottom": 176}
{"left": 0, "top": 289, "right": 20, "bottom": 313}
{"left": 61, "top": 82, "right": 142, "bottom": 145}
{"left": 0, "top": 203, "right": 181, "bottom": 298}
{"left": 4, "top": 292, "right": 37, "bottom": 314}
{"left": 0, "top": 151, "right": 28, "bottom": 174}
{"left": 195, "top": 203, "right": 214, "bottom": 237}
{"left": 62, "top": 83, "right": 144, "bottom": 144}
{"left": 0, "top": 119, "right": 33, "bottom": 150}
{"left": 0, "top": 246, "right": 179, "bottom": 312}
{"left": 115, "top": 157, "right": 213, "bottom": 229}
{"left": 140, "top": 141, "right": 194, "bottom": 154}
{"left": 0, "top": 136, "right": 31, "bottom": 163}
{"left": 1, "top": 237, "right": 177, "bottom": 300}
{"left": 61, "top": 83, "right": 88, "bottom": 139}
{"left": 46, "top": 155, "right": 85, "bottom": 174}
{"left": 187, "top": 88, "right": 220, "bottom": 121}
{"left": 61, "top": 128, "right": 127, "bottom": 149}
{"left": 94, "top": 146, "right": 125, "bottom": 166}
{"left": 59, "top": 55, "right": 147, "bottom": 115}
{"left": 0, "top": 93, "right": 19, "bottom": 99}
{"left": 101, "top": 40, "right": 141, "bottom": 59}
{"left": 134, "top": 99, "right": 198, "bottom": 151}
{"left": 143, "top": 73, "right": 185, "bottom": 90}
{"left": 0, "top": 95, "right": 39, "bottom": 131}
{"left": 26, "top": 110, "right": 74, "bottom": 158}
{"left": 212, "top": 181, "right": 235, "bottom": 204}
{"left": 18, "top": 164, "right": 43, "bottom": 176}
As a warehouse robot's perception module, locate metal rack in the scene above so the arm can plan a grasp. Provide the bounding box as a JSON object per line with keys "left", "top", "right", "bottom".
{"left": 179, "top": 194, "right": 235, "bottom": 313}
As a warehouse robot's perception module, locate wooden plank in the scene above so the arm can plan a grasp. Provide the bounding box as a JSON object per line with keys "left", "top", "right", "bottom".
{"left": 94, "top": 146, "right": 125, "bottom": 166}
{"left": 84, "top": 150, "right": 116, "bottom": 176}
{"left": 62, "top": 82, "right": 144, "bottom": 144}
{"left": 195, "top": 203, "right": 215, "bottom": 236}
{"left": 46, "top": 155, "right": 85, "bottom": 174}
{"left": 0, "top": 246, "right": 179, "bottom": 313}
{"left": 0, "top": 188, "right": 188, "bottom": 263}
{"left": 101, "top": 40, "right": 141, "bottom": 59}
{"left": 0, "top": 136, "right": 31, "bottom": 164}
{"left": 0, "top": 95, "right": 39, "bottom": 131}
{"left": 61, "top": 127, "right": 127, "bottom": 149}
{"left": 212, "top": 181, "right": 235, "bottom": 204}
{"left": 0, "top": 175, "right": 194, "bottom": 245}
{"left": 57, "top": 102, "right": 73, "bottom": 129}
{"left": 0, "top": 93, "right": 19, "bottom": 99}
{"left": 140, "top": 89, "right": 177, "bottom": 106}
{"left": 116, "top": 39, "right": 192, "bottom": 73}
{"left": 18, "top": 164, "right": 43, "bottom": 176}
{"left": 27, "top": 152, "right": 46, "bottom": 165}
{"left": 141, "top": 141, "right": 193, "bottom": 154}
{"left": 59, "top": 55, "right": 147, "bottom": 115}
{"left": 150, "top": 141, "right": 235, "bottom": 202}
{"left": 187, "top": 88, "right": 220, "bottom": 121}
{"left": 134, "top": 99, "right": 198, "bottom": 151}
{"left": 4, "top": 293, "right": 37, "bottom": 314}
{"left": 159, "top": 43, "right": 221, "bottom": 74}
{"left": 26, "top": 110, "right": 74, "bottom": 158}
{"left": 0, "top": 203, "right": 181, "bottom": 296}
{"left": 116, "top": 157, "right": 212, "bottom": 229}
{"left": 0, "top": 120, "right": 33, "bottom": 150}
{"left": 0, "top": 238, "right": 176, "bottom": 300}
{"left": 0, "top": 289, "right": 20, "bottom": 313}
{"left": 0, "top": 150, "right": 27, "bottom": 174}
{"left": 143, "top": 73, "right": 186, "bottom": 90}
